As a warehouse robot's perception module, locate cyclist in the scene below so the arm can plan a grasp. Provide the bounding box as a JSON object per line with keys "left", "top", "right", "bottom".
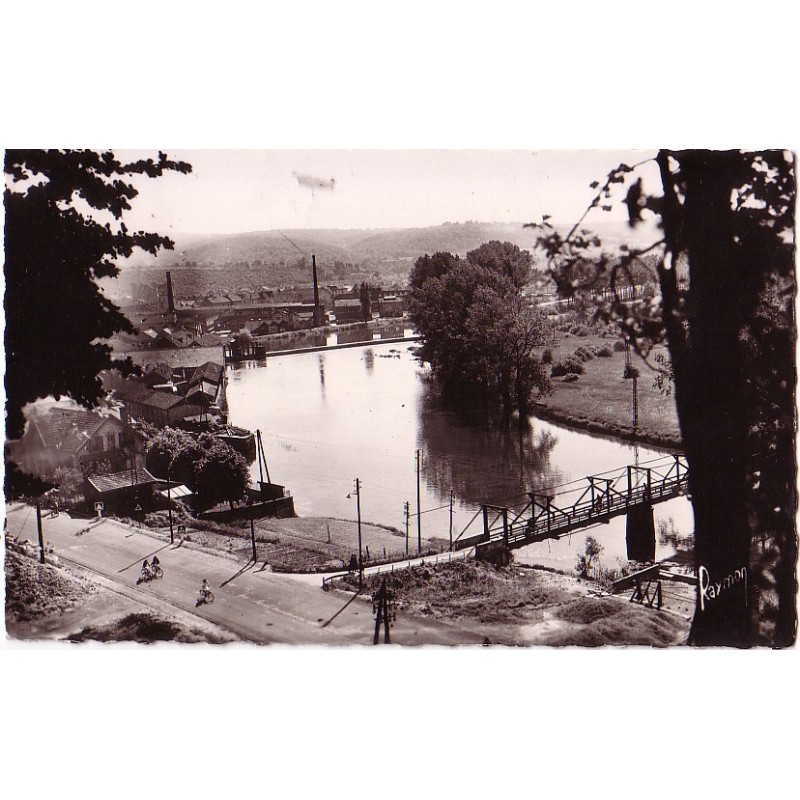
{"left": 200, "top": 578, "right": 210, "bottom": 598}
{"left": 141, "top": 559, "right": 151, "bottom": 580}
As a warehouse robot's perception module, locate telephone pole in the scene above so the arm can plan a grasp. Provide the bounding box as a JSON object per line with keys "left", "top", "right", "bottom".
{"left": 35, "top": 499, "right": 45, "bottom": 564}
{"left": 354, "top": 478, "right": 363, "bottom": 588}
{"left": 449, "top": 489, "right": 455, "bottom": 551}
{"left": 415, "top": 449, "right": 422, "bottom": 553}
{"left": 404, "top": 501, "right": 410, "bottom": 556}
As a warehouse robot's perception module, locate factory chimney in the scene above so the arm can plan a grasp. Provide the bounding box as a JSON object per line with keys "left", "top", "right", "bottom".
{"left": 311, "top": 255, "right": 324, "bottom": 327}
{"left": 166, "top": 271, "right": 175, "bottom": 314}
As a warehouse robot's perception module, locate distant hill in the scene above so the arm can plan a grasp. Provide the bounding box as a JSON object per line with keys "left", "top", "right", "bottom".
{"left": 110, "top": 220, "right": 661, "bottom": 302}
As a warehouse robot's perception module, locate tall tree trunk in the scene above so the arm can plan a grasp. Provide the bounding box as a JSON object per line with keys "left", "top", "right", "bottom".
{"left": 659, "top": 151, "right": 754, "bottom": 646}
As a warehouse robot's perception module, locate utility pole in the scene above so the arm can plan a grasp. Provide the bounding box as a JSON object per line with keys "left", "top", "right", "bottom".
{"left": 449, "top": 489, "right": 455, "bottom": 551}
{"left": 166, "top": 459, "right": 174, "bottom": 544}
{"left": 404, "top": 501, "right": 410, "bottom": 556}
{"left": 355, "top": 478, "right": 363, "bottom": 588}
{"left": 415, "top": 449, "right": 422, "bottom": 553}
{"left": 35, "top": 499, "right": 45, "bottom": 565}
{"left": 372, "top": 578, "right": 393, "bottom": 645}
{"left": 250, "top": 506, "right": 257, "bottom": 563}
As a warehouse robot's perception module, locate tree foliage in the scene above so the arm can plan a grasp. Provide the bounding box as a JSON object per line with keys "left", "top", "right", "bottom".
{"left": 466, "top": 240, "right": 532, "bottom": 289}
{"left": 3, "top": 149, "right": 192, "bottom": 440}
{"left": 409, "top": 247, "right": 550, "bottom": 422}
{"left": 145, "top": 428, "right": 250, "bottom": 510}
{"left": 409, "top": 251, "right": 461, "bottom": 291}
{"left": 359, "top": 280, "right": 372, "bottom": 324}
{"left": 531, "top": 150, "right": 796, "bottom": 647}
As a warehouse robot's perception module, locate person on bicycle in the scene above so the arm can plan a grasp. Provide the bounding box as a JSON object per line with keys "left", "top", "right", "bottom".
{"left": 200, "top": 578, "right": 210, "bottom": 597}
{"left": 152, "top": 555, "right": 160, "bottom": 570}
{"left": 141, "top": 559, "right": 151, "bottom": 579}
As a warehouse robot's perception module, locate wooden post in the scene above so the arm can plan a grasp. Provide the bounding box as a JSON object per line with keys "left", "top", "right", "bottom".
{"left": 449, "top": 489, "right": 454, "bottom": 551}
{"left": 416, "top": 449, "right": 422, "bottom": 553}
{"left": 383, "top": 584, "right": 391, "bottom": 644}
{"left": 36, "top": 500, "right": 45, "bottom": 564}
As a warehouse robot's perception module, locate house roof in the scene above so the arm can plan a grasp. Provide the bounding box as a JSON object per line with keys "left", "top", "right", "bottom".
{"left": 32, "top": 409, "right": 123, "bottom": 455}
{"left": 158, "top": 484, "right": 193, "bottom": 499}
{"left": 87, "top": 467, "right": 157, "bottom": 494}
{"left": 335, "top": 299, "right": 363, "bottom": 308}
{"left": 193, "top": 333, "right": 224, "bottom": 347}
{"left": 189, "top": 361, "right": 224, "bottom": 386}
{"left": 140, "top": 390, "right": 187, "bottom": 410}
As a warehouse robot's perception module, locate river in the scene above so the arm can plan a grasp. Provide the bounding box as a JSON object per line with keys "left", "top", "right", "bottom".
{"left": 225, "top": 340, "right": 693, "bottom": 572}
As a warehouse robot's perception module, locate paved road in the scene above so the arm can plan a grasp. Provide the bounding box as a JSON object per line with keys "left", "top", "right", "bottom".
{"left": 5, "top": 504, "right": 483, "bottom": 646}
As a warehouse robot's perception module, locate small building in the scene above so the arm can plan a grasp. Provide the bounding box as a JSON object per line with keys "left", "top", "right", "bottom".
{"left": 378, "top": 296, "right": 404, "bottom": 318}
{"left": 10, "top": 407, "right": 132, "bottom": 476}
{"left": 84, "top": 467, "right": 158, "bottom": 515}
{"left": 223, "top": 333, "right": 266, "bottom": 362}
{"left": 333, "top": 298, "right": 366, "bottom": 324}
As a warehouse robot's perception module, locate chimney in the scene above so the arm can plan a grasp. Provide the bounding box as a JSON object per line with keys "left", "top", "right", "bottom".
{"left": 311, "top": 254, "right": 323, "bottom": 327}
{"left": 166, "top": 271, "right": 175, "bottom": 314}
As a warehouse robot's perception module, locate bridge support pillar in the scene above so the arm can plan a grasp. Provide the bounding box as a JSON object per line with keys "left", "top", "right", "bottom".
{"left": 475, "top": 541, "right": 512, "bottom": 567}
{"left": 626, "top": 504, "right": 656, "bottom": 562}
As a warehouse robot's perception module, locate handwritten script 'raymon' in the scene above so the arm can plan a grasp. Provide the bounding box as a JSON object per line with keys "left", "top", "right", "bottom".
{"left": 698, "top": 565, "right": 748, "bottom": 611}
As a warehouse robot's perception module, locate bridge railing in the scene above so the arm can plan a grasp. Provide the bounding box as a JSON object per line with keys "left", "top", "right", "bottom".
{"left": 457, "top": 455, "right": 689, "bottom": 551}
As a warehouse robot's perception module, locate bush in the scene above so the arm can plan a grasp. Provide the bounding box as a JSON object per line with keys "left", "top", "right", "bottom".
{"left": 541, "top": 348, "right": 553, "bottom": 364}
{"left": 613, "top": 340, "right": 627, "bottom": 352}
{"left": 551, "top": 356, "right": 584, "bottom": 377}
{"left": 623, "top": 365, "right": 640, "bottom": 379}
{"left": 575, "top": 325, "right": 589, "bottom": 337}
{"left": 563, "top": 373, "right": 579, "bottom": 382}
{"left": 596, "top": 346, "right": 613, "bottom": 357}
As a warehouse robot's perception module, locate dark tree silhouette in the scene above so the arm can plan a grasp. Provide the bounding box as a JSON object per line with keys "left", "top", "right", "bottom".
{"left": 409, "top": 251, "right": 462, "bottom": 291}
{"left": 533, "top": 149, "right": 796, "bottom": 647}
{"left": 3, "top": 149, "right": 192, "bottom": 441}
{"left": 410, "top": 258, "right": 549, "bottom": 421}
{"left": 466, "top": 240, "right": 533, "bottom": 289}
{"left": 359, "top": 281, "right": 372, "bottom": 324}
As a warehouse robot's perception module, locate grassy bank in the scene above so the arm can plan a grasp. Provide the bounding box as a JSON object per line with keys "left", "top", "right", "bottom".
{"left": 333, "top": 559, "right": 689, "bottom": 646}
{"left": 536, "top": 332, "right": 682, "bottom": 449}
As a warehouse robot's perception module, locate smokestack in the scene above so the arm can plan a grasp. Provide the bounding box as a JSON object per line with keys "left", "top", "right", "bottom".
{"left": 166, "top": 271, "right": 175, "bottom": 314}
{"left": 311, "top": 254, "right": 323, "bottom": 327}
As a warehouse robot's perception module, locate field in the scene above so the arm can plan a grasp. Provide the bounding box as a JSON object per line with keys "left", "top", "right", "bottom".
{"left": 536, "top": 331, "right": 682, "bottom": 448}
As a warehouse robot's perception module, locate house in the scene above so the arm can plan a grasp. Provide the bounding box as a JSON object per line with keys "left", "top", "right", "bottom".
{"left": 84, "top": 466, "right": 159, "bottom": 515}
{"left": 102, "top": 373, "right": 202, "bottom": 427}
{"left": 10, "top": 407, "right": 132, "bottom": 477}
{"left": 142, "top": 363, "right": 174, "bottom": 388}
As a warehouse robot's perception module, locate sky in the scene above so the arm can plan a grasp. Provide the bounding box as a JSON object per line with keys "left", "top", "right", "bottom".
{"left": 117, "top": 149, "right": 662, "bottom": 236}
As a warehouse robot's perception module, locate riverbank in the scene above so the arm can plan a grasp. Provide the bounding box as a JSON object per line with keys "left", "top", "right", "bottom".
{"left": 332, "top": 559, "right": 690, "bottom": 646}
{"left": 535, "top": 333, "right": 683, "bottom": 450}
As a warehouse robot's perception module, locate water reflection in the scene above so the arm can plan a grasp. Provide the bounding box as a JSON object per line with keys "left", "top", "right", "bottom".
{"left": 417, "top": 381, "right": 563, "bottom": 508}
{"left": 224, "top": 343, "right": 694, "bottom": 567}
{"left": 363, "top": 348, "right": 375, "bottom": 373}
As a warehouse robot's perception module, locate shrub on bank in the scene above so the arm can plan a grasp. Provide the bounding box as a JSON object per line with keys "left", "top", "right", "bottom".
{"left": 563, "top": 373, "right": 580, "bottom": 382}
{"left": 541, "top": 348, "right": 553, "bottom": 364}
{"left": 551, "top": 356, "right": 585, "bottom": 377}
{"left": 613, "top": 340, "right": 627, "bottom": 352}
{"left": 596, "top": 346, "right": 613, "bottom": 357}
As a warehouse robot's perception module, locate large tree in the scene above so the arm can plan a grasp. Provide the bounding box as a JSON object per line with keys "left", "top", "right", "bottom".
{"left": 533, "top": 150, "right": 796, "bottom": 647}
{"left": 3, "top": 149, "right": 192, "bottom": 441}
{"left": 409, "top": 254, "right": 549, "bottom": 420}
{"left": 466, "top": 240, "right": 533, "bottom": 289}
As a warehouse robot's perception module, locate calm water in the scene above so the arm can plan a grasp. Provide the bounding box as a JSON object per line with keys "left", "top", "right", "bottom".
{"left": 225, "top": 342, "right": 693, "bottom": 571}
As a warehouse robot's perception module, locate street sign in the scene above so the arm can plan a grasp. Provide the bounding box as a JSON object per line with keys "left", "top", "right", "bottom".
{"left": 94, "top": 502, "right": 104, "bottom": 511}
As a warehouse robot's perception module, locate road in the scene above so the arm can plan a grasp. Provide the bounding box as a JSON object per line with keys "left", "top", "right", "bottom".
{"left": 4, "top": 504, "right": 483, "bottom": 645}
